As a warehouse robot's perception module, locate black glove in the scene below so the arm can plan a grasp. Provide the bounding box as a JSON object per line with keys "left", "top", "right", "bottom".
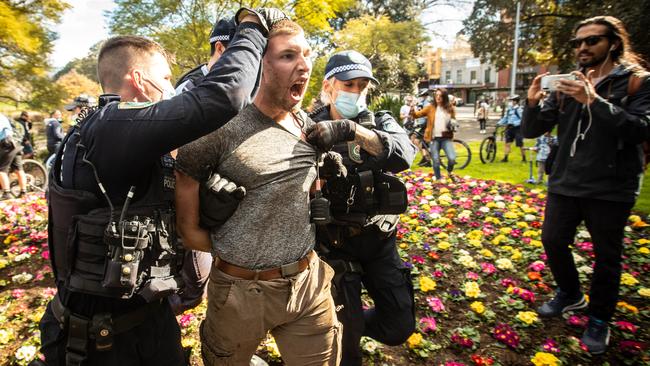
{"left": 235, "top": 7, "right": 289, "bottom": 35}
{"left": 305, "top": 120, "right": 357, "bottom": 151}
{"left": 198, "top": 173, "right": 246, "bottom": 230}
{"left": 320, "top": 151, "right": 347, "bottom": 179}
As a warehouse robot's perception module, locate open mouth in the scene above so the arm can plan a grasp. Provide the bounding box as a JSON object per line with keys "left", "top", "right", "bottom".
{"left": 290, "top": 80, "right": 307, "bottom": 100}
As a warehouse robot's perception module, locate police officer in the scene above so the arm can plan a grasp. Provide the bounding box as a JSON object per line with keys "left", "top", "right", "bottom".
{"left": 175, "top": 17, "right": 236, "bottom": 94}
{"left": 39, "top": 8, "right": 286, "bottom": 366}
{"left": 306, "top": 50, "right": 417, "bottom": 366}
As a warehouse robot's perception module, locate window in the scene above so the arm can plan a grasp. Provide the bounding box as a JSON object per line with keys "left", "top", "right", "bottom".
{"left": 484, "top": 68, "right": 491, "bottom": 83}
{"left": 470, "top": 70, "right": 477, "bottom": 83}
{"left": 445, "top": 70, "right": 451, "bottom": 83}
{"left": 456, "top": 70, "right": 463, "bottom": 84}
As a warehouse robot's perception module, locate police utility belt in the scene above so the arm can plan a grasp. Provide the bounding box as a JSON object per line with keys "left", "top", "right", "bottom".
{"left": 323, "top": 169, "right": 407, "bottom": 233}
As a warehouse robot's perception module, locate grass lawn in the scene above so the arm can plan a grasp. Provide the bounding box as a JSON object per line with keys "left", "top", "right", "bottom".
{"left": 412, "top": 139, "right": 650, "bottom": 214}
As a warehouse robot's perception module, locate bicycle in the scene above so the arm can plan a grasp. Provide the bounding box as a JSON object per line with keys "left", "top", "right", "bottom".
{"left": 8, "top": 158, "right": 48, "bottom": 197}
{"left": 409, "top": 128, "right": 471, "bottom": 169}
{"left": 479, "top": 125, "right": 506, "bottom": 164}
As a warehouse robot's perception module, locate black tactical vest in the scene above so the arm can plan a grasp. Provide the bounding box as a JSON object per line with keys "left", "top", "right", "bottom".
{"left": 47, "top": 108, "right": 184, "bottom": 302}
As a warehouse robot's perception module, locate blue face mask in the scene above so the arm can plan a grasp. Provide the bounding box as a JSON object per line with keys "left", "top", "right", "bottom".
{"left": 334, "top": 90, "right": 366, "bottom": 119}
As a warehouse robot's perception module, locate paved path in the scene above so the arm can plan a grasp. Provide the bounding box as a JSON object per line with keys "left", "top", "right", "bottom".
{"left": 453, "top": 105, "right": 501, "bottom": 142}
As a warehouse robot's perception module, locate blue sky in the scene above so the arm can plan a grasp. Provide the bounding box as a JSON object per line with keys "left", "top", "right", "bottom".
{"left": 50, "top": 0, "right": 471, "bottom": 70}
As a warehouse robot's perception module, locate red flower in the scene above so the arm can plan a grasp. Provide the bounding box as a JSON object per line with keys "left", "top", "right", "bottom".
{"left": 618, "top": 340, "right": 646, "bottom": 355}
{"left": 470, "top": 354, "right": 494, "bottom": 366}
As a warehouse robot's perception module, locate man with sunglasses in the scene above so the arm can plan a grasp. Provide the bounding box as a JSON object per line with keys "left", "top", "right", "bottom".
{"left": 522, "top": 16, "right": 649, "bottom": 355}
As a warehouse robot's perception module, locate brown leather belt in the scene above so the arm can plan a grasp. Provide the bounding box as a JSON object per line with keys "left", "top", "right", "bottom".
{"left": 216, "top": 251, "right": 314, "bottom": 281}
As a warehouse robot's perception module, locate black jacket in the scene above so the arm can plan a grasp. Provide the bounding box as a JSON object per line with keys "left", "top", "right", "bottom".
{"left": 521, "top": 65, "right": 650, "bottom": 202}
{"left": 309, "top": 106, "right": 416, "bottom": 173}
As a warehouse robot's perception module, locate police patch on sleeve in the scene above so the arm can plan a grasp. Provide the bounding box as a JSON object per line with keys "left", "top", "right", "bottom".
{"left": 117, "top": 101, "right": 154, "bottom": 109}
{"left": 381, "top": 118, "right": 406, "bottom": 133}
{"left": 347, "top": 142, "right": 363, "bottom": 164}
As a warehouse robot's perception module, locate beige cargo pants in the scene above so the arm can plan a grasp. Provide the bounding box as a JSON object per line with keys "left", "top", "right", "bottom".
{"left": 200, "top": 253, "right": 341, "bottom": 366}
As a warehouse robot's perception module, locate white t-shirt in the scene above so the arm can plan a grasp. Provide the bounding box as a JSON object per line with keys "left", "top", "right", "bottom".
{"left": 434, "top": 107, "right": 451, "bottom": 137}
{"left": 400, "top": 104, "right": 411, "bottom": 122}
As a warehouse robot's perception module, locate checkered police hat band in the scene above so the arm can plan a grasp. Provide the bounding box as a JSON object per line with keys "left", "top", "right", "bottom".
{"left": 209, "top": 35, "right": 230, "bottom": 43}
{"left": 324, "top": 64, "right": 372, "bottom": 80}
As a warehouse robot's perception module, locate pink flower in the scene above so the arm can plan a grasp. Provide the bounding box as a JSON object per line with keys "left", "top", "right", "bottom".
{"left": 41, "top": 250, "right": 50, "bottom": 260}
{"left": 480, "top": 262, "right": 496, "bottom": 275}
{"left": 510, "top": 287, "right": 536, "bottom": 303}
{"left": 500, "top": 278, "right": 518, "bottom": 288}
{"left": 566, "top": 315, "right": 589, "bottom": 328}
{"left": 618, "top": 340, "right": 646, "bottom": 355}
{"left": 492, "top": 323, "right": 520, "bottom": 349}
{"left": 411, "top": 255, "right": 425, "bottom": 265}
{"left": 43, "top": 287, "right": 57, "bottom": 297}
{"left": 542, "top": 338, "right": 560, "bottom": 353}
{"left": 614, "top": 321, "right": 638, "bottom": 333}
{"left": 432, "top": 270, "right": 444, "bottom": 278}
{"left": 466, "top": 272, "right": 480, "bottom": 280}
{"left": 451, "top": 333, "right": 474, "bottom": 348}
{"left": 426, "top": 296, "right": 446, "bottom": 313}
{"left": 11, "top": 289, "right": 25, "bottom": 299}
{"left": 528, "top": 261, "right": 545, "bottom": 272}
{"left": 179, "top": 313, "right": 195, "bottom": 328}
{"left": 575, "top": 241, "right": 593, "bottom": 252}
{"left": 419, "top": 317, "right": 437, "bottom": 333}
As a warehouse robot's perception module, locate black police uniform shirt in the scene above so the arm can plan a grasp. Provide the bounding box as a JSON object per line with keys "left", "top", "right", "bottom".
{"left": 54, "top": 22, "right": 266, "bottom": 316}
{"left": 174, "top": 63, "right": 209, "bottom": 94}
{"left": 309, "top": 106, "right": 416, "bottom": 173}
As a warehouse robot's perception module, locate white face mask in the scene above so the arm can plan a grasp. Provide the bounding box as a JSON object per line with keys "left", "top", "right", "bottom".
{"left": 143, "top": 76, "right": 176, "bottom": 102}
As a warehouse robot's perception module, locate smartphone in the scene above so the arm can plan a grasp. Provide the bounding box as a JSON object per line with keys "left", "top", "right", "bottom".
{"left": 541, "top": 74, "right": 578, "bottom": 91}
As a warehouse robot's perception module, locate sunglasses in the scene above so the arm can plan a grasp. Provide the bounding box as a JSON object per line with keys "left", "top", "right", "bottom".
{"left": 569, "top": 35, "right": 609, "bottom": 49}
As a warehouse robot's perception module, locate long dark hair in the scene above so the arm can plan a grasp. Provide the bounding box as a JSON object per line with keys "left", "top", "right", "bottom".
{"left": 575, "top": 16, "right": 647, "bottom": 72}
{"left": 434, "top": 88, "right": 455, "bottom": 115}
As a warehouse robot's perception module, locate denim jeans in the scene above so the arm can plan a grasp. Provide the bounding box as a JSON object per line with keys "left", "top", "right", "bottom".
{"left": 430, "top": 137, "right": 456, "bottom": 179}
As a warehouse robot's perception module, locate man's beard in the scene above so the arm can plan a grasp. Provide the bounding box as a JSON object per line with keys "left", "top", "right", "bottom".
{"left": 578, "top": 51, "right": 608, "bottom": 68}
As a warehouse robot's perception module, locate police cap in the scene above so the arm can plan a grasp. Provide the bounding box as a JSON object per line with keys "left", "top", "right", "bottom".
{"left": 324, "top": 50, "right": 379, "bottom": 85}
{"left": 209, "top": 17, "right": 236, "bottom": 45}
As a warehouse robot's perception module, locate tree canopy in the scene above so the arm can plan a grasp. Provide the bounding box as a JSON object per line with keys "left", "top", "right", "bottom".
{"left": 463, "top": 0, "right": 650, "bottom": 71}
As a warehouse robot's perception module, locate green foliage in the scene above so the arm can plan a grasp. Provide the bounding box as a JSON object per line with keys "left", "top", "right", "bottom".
{"left": 0, "top": 0, "right": 70, "bottom": 107}
{"left": 463, "top": 0, "right": 650, "bottom": 71}
{"left": 332, "top": 15, "right": 428, "bottom": 94}
{"left": 54, "top": 42, "right": 102, "bottom": 83}
{"left": 369, "top": 94, "right": 401, "bottom": 120}
{"left": 303, "top": 55, "right": 328, "bottom": 110}
{"left": 107, "top": 0, "right": 355, "bottom": 77}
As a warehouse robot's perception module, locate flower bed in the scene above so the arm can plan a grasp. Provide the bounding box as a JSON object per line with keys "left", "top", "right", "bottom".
{"left": 1, "top": 171, "right": 649, "bottom": 365}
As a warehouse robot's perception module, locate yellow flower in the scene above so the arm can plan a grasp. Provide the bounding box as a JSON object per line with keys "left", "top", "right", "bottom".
{"left": 513, "top": 195, "right": 523, "bottom": 201}
{"left": 468, "top": 239, "right": 483, "bottom": 248}
{"left": 629, "top": 215, "right": 641, "bottom": 223}
{"left": 419, "top": 276, "right": 437, "bottom": 292}
{"left": 638, "top": 247, "right": 650, "bottom": 255}
{"left": 407, "top": 333, "right": 423, "bottom": 349}
{"left": 479, "top": 249, "right": 494, "bottom": 258}
{"left": 437, "top": 241, "right": 452, "bottom": 250}
{"left": 467, "top": 230, "right": 484, "bottom": 240}
{"left": 470, "top": 301, "right": 485, "bottom": 314}
{"left": 510, "top": 249, "right": 522, "bottom": 261}
{"left": 436, "top": 232, "right": 449, "bottom": 239}
{"left": 0, "top": 259, "right": 8, "bottom": 270}
{"left": 529, "top": 239, "right": 543, "bottom": 247}
{"left": 621, "top": 273, "right": 639, "bottom": 286}
{"left": 500, "top": 227, "right": 513, "bottom": 234}
{"left": 0, "top": 329, "right": 14, "bottom": 345}
{"left": 638, "top": 239, "right": 650, "bottom": 245}
{"left": 491, "top": 234, "right": 507, "bottom": 245}
{"left": 531, "top": 352, "right": 560, "bottom": 366}
{"left": 504, "top": 211, "right": 518, "bottom": 219}
{"left": 464, "top": 281, "right": 481, "bottom": 298}
{"left": 617, "top": 301, "right": 639, "bottom": 314}
{"left": 516, "top": 221, "right": 529, "bottom": 228}
{"left": 181, "top": 337, "right": 199, "bottom": 348}
{"left": 516, "top": 311, "right": 538, "bottom": 325}
{"left": 458, "top": 255, "right": 477, "bottom": 268}
{"left": 486, "top": 202, "right": 496, "bottom": 208}
{"left": 399, "top": 243, "right": 408, "bottom": 249}
{"left": 638, "top": 288, "right": 650, "bottom": 297}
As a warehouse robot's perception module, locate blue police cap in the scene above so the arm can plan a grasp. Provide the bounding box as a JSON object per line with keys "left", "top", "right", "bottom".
{"left": 209, "top": 17, "right": 236, "bottom": 45}
{"left": 324, "top": 50, "right": 379, "bottom": 85}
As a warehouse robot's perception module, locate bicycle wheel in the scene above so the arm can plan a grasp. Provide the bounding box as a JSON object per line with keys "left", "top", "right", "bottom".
{"left": 22, "top": 159, "right": 48, "bottom": 192}
{"left": 479, "top": 137, "right": 497, "bottom": 163}
{"left": 440, "top": 139, "right": 471, "bottom": 170}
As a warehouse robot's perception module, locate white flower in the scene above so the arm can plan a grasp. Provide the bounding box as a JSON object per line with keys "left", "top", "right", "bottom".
{"left": 11, "top": 272, "right": 33, "bottom": 284}
{"left": 428, "top": 213, "right": 441, "bottom": 219}
{"left": 577, "top": 265, "right": 593, "bottom": 274}
{"left": 572, "top": 253, "right": 585, "bottom": 264}
{"left": 479, "top": 206, "right": 490, "bottom": 213}
{"left": 576, "top": 230, "right": 591, "bottom": 239}
{"left": 524, "top": 214, "right": 536, "bottom": 222}
{"left": 15, "top": 345, "right": 37, "bottom": 361}
{"left": 495, "top": 201, "right": 506, "bottom": 209}
{"left": 473, "top": 195, "right": 482, "bottom": 201}
{"left": 493, "top": 195, "right": 504, "bottom": 201}
{"left": 13, "top": 253, "right": 31, "bottom": 262}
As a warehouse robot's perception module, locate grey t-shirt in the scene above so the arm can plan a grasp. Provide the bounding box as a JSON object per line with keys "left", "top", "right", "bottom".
{"left": 176, "top": 104, "right": 317, "bottom": 269}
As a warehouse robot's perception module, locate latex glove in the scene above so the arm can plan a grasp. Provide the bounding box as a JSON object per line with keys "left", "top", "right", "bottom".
{"left": 199, "top": 173, "right": 246, "bottom": 230}
{"left": 235, "top": 7, "right": 289, "bottom": 35}
{"left": 320, "top": 151, "right": 347, "bottom": 179}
